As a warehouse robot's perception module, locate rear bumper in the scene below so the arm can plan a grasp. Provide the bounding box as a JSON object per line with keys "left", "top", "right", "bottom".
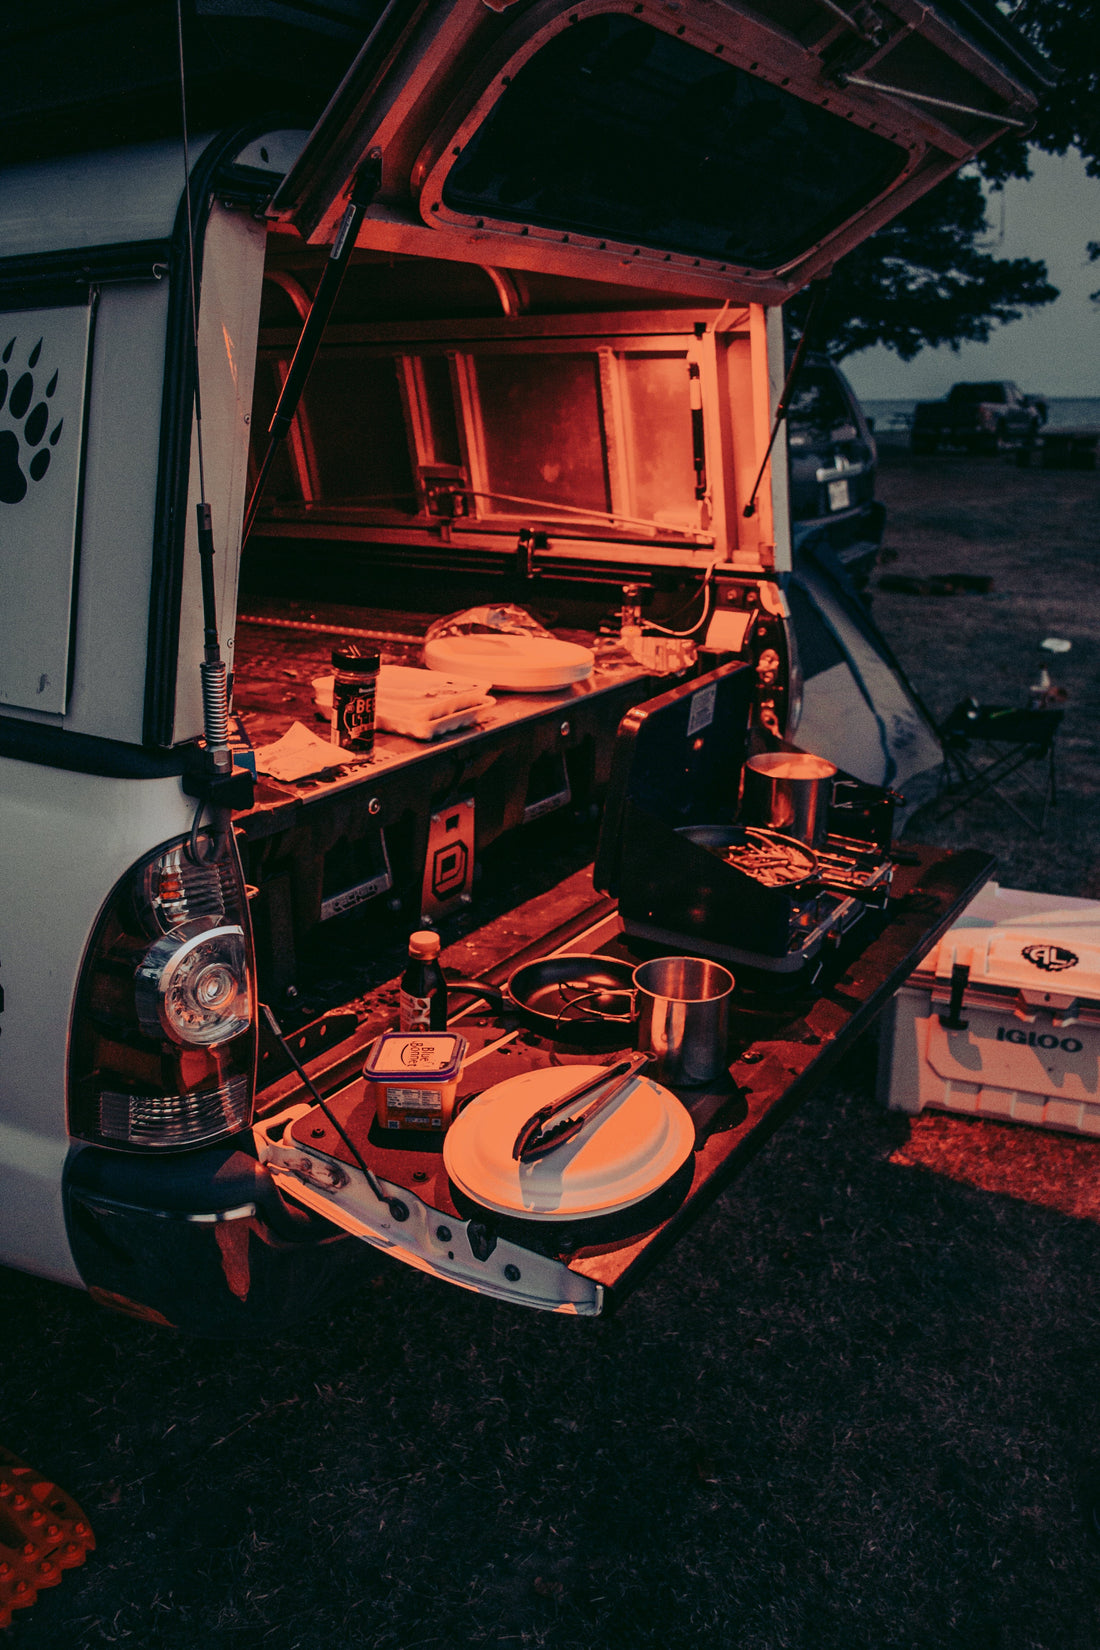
{"left": 63, "top": 1137, "right": 377, "bottom": 1336}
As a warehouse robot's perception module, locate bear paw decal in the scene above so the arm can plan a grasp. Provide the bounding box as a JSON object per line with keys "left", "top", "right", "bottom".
{"left": 0, "top": 336, "right": 64, "bottom": 506}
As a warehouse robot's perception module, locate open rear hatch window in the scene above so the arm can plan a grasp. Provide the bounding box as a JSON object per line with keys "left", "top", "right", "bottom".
{"left": 271, "top": 0, "right": 1052, "bottom": 302}
{"left": 440, "top": 15, "right": 906, "bottom": 272}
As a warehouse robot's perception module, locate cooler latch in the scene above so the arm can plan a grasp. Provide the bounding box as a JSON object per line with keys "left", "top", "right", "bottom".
{"left": 938, "top": 962, "right": 970, "bottom": 1030}
{"left": 1013, "top": 988, "right": 1080, "bottom": 1026}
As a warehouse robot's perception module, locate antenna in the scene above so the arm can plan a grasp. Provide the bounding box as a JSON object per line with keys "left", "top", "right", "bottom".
{"left": 176, "top": 0, "right": 231, "bottom": 784}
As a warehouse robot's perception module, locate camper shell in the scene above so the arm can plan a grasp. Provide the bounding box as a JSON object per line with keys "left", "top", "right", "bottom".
{"left": 0, "top": 0, "right": 1049, "bottom": 1330}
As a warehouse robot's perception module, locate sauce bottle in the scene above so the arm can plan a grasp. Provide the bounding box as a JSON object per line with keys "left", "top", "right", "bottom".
{"left": 620, "top": 582, "right": 642, "bottom": 660}
{"left": 399, "top": 930, "right": 448, "bottom": 1031}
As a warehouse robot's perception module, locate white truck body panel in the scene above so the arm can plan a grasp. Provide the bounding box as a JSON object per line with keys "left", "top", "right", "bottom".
{"left": 0, "top": 758, "right": 194, "bottom": 1281}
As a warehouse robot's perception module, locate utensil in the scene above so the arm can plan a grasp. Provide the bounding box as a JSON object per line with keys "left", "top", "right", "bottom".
{"left": 742, "top": 750, "right": 837, "bottom": 846}
{"left": 717, "top": 826, "right": 818, "bottom": 887}
{"left": 633, "top": 956, "right": 734, "bottom": 1085}
{"left": 511, "top": 1051, "right": 653, "bottom": 1162}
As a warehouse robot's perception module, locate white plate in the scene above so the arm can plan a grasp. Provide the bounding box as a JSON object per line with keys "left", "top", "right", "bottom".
{"left": 424, "top": 634, "right": 593, "bottom": 692}
{"left": 443, "top": 1064, "right": 694, "bottom": 1220}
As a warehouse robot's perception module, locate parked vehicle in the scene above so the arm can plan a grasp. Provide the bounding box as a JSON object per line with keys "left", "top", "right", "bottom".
{"left": 787, "top": 355, "right": 884, "bottom": 589}
{"left": 910, "top": 380, "right": 1047, "bottom": 454}
{"left": 0, "top": 0, "right": 1050, "bottom": 1333}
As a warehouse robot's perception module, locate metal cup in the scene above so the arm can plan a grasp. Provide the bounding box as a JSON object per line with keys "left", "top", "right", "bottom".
{"left": 632, "top": 956, "right": 734, "bottom": 1086}
{"left": 741, "top": 751, "right": 837, "bottom": 847}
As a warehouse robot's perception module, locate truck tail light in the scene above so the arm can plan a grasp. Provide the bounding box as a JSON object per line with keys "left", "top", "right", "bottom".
{"left": 69, "top": 832, "right": 257, "bottom": 1151}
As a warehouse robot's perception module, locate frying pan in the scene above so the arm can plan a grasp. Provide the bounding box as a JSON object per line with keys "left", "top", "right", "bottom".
{"left": 446, "top": 953, "right": 635, "bottom": 1041}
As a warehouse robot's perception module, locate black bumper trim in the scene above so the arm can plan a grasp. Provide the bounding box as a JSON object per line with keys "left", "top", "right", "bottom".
{"left": 64, "top": 1138, "right": 379, "bottom": 1337}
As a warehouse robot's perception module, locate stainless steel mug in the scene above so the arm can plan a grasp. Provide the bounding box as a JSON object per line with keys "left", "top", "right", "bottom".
{"left": 632, "top": 956, "right": 734, "bottom": 1086}
{"left": 741, "top": 751, "right": 837, "bottom": 847}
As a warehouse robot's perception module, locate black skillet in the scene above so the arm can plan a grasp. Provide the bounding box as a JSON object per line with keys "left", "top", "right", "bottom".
{"left": 445, "top": 954, "right": 635, "bottom": 1043}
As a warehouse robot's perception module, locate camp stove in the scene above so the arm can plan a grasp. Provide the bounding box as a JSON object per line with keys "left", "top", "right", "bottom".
{"left": 594, "top": 665, "right": 897, "bottom": 980}
{"left": 642, "top": 822, "right": 894, "bottom": 975}
{"left": 745, "top": 829, "right": 895, "bottom": 974}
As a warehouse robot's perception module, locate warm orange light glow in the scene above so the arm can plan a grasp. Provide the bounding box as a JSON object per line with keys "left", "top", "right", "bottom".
{"left": 890, "top": 1111, "right": 1100, "bottom": 1223}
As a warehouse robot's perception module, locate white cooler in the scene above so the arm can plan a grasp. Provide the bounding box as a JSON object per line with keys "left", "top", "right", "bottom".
{"left": 879, "top": 881, "right": 1100, "bottom": 1136}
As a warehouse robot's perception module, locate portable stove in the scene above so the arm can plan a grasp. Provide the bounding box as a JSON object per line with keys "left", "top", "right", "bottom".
{"left": 594, "top": 666, "right": 896, "bottom": 980}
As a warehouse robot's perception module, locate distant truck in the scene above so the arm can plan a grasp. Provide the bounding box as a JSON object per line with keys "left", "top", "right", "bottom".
{"left": 910, "top": 381, "right": 1047, "bottom": 454}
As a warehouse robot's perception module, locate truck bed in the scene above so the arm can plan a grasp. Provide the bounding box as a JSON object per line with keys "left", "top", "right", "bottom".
{"left": 229, "top": 596, "right": 658, "bottom": 1021}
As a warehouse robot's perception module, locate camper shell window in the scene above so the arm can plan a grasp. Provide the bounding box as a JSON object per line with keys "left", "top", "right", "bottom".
{"left": 253, "top": 313, "right": 722, "bottom": 546}
{"left": 442, "top": 14, "right": 908, "bottom": 271}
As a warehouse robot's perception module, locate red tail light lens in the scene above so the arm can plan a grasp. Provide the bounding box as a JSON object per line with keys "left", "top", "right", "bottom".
{"left": 69, "top": 831, "right": 257, "bottom": 1151}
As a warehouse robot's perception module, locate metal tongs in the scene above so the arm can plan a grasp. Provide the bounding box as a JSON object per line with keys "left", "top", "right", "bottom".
{"left": 511, "top": 1052, "right": 653, "bottom": 1163}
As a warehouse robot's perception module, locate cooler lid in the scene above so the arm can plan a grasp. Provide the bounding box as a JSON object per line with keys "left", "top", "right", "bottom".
{"left": 269, "top": 0, "right": 1051, "bottom": 305}
{"left": 929, "top": 929, "right": 1100, "bottom": 1010}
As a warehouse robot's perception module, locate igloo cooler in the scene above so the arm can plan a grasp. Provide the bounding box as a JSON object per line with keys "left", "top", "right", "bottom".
{"left": 879, "top": 882, "right": 1100, "bottom": 1136}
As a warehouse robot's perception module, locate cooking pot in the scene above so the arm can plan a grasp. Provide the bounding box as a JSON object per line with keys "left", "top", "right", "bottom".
{"left": 741, "top": 751, "right": 837, "bottom": 847}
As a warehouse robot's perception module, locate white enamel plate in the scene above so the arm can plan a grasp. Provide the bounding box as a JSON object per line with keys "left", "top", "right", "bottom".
{"left": 443, "top": 1064, "right": 695, "bottom": 1220}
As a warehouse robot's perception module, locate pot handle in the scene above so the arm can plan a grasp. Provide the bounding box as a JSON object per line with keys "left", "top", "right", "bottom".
{"left": 552, "top": 986, "right": 636, "bottom": 1032}
{"left": 444, "top": 976, "right": 506, "bottom": 1010}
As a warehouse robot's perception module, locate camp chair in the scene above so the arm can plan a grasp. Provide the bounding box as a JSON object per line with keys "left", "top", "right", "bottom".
{"left": 934, "top": 700, "right": 1062, "bottom": 833}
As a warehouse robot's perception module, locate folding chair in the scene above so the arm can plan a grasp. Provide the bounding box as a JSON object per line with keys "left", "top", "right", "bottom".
{"left": 934, "top": 700, "right": 1062, "bottom": 834}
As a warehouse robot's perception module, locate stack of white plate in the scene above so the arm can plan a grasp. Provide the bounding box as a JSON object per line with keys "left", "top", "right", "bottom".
{"left": 423, "top": 633, "right": 594, "bottom": 692}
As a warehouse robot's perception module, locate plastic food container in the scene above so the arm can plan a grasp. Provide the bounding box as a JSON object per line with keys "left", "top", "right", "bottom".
{"left": 312, "top": 666, "right": 493, "bottom": 741}
{"left": 363, "top": 1031, "right": 468, "bottom": 1132}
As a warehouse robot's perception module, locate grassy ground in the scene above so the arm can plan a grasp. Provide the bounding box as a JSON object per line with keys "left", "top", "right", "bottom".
{"left": 871, "top": 442, "right": 1100, "bottom": 897}
{"left": 5, "top": 448, "right": 1100, "bottom": 1650}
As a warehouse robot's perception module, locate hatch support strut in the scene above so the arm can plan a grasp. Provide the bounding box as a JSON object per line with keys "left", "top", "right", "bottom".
{"left": 743, "top": 280, "right": 828, "bottom": 520}
{"left": 241, "top": 152, "right": 383, "bottom": 547}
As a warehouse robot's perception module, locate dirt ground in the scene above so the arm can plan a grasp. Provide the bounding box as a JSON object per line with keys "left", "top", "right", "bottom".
{"left": 4, "top": 447, "right": 1100, "bottom": 1650}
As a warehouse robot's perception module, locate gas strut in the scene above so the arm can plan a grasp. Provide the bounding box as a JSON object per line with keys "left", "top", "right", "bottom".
{"left": 242, "top": 152, "right": 384, "bottom": 546}
{"left": 184, "top": 155, "right": 383, "bottom": 825}
{"left": 743, "top": 280, "right": 829, "bottom": 520}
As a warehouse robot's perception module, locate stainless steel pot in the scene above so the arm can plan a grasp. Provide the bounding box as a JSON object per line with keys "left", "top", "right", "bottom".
{"left": 741, "top": 751, "right": 837, "bottom": 846}
{"left": 633, "top": 955, "right": 734, "bottom": 1085}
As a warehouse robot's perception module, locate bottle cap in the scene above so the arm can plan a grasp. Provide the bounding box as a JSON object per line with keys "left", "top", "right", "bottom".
{"left": 332, "top": 642, "right": 381, "bottom": 673}
{"left": 408, "top": 930, "right": 441, "bottom": 960}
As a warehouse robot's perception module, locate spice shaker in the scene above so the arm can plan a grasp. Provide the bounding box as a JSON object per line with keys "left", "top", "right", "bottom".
{"left": 330, "top": 642, "right": 380, "bottom": 752}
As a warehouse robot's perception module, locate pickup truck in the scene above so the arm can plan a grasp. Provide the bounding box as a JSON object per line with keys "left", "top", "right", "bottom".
{"left": 910, "top": 382, "right": 1047, "bottom": 454}
{"left": 0, "top": 0, "right": 1050, "bottom": 1336}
